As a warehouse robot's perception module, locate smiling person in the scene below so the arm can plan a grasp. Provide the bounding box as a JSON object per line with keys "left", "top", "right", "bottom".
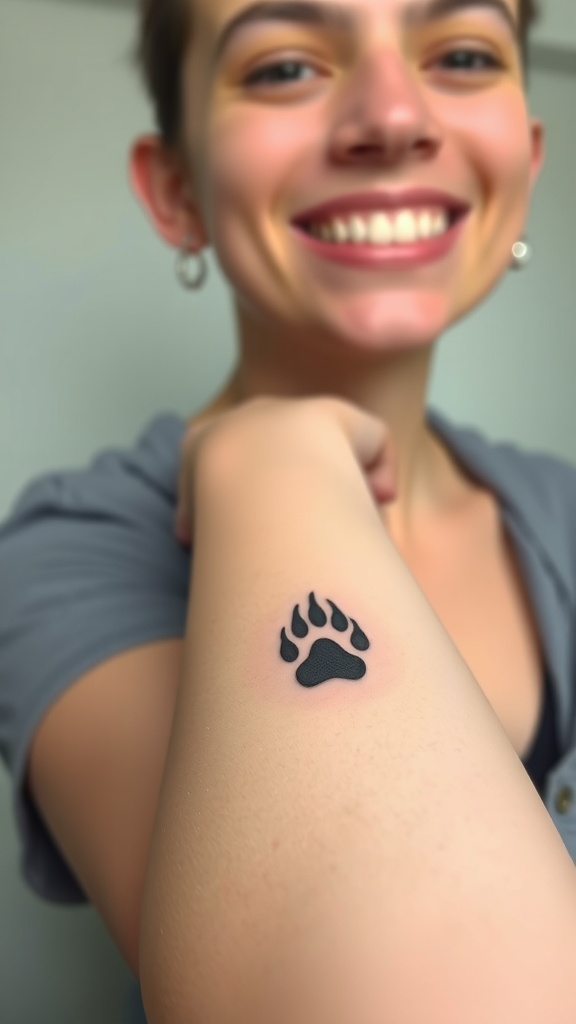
{"left": 3, "top": 1, "right": 576, "bottom": 1023}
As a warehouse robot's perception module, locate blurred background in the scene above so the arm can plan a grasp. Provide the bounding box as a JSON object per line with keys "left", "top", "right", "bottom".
{"left": 2, "top": 0, "right": 576, "bottom": 1021}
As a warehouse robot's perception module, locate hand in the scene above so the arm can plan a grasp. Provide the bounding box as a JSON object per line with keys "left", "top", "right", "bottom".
{"left": 174, "top": 395, "right": 398, "bottom": 547}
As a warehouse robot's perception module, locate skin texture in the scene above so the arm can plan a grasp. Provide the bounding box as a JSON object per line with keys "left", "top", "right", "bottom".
{"left": 128, "top": 0, "right": 544, "bottom": 553}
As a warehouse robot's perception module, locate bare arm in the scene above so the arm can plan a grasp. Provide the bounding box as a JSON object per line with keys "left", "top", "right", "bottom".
{"left": 139, "top": 412, "right": 576, "bottom": 1024}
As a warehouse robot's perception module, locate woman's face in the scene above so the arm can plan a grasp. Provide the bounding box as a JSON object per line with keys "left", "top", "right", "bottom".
{"left": 182, "top": 0, "right": 544, "bottom": 351}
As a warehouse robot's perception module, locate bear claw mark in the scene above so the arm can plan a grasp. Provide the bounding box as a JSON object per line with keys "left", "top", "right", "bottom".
{"left": 279, "top": 591, "right": 370, "bottom": 687}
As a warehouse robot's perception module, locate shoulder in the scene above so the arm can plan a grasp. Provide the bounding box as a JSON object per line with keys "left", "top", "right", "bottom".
{"left": 0, "top": 406, "right": 191, "bottom": 643}
{"left": 429, "top": 409, "right": 576, "bottom": 523}
{"left": 2, "top": 412, "right": 186, "bottom": 528}
{"left": 0, "top": 410, "right": 191, "bottom": 745}
{"left": 0, "top": 412, "right": 189, "bottom": 572}
{"left": 0, "top": 412, "right": 191, "bottom": 903}
{"left": 428, "top": 409, "right": 576, "bottom": 599}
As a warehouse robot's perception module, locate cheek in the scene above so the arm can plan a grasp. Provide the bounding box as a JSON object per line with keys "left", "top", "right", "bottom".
{"left": 205, "top": 109, "right": 310, "bottom": 234}
{"left": 443, "top": 89, "right": 533, "bottom": 200}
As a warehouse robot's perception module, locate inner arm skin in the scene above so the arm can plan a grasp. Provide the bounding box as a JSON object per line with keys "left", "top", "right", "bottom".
{"left": 139, "top": 418, "right": 576, "bottom": 1024}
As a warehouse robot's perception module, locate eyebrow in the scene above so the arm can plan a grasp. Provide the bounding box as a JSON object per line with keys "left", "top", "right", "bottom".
{"left": 212, "top": 0, "right": 519, "bottom": 64}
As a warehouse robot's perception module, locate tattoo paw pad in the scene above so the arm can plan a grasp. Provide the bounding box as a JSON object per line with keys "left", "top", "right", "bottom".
{"left": 279, "top": 592, "right": 370, "bottom": 688}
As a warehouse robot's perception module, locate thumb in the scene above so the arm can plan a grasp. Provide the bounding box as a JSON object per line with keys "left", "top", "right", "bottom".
{"left": 334, "top": 400, "right": 398, "bottom": 505}
{"left": 366, "top": 433, "right": 398, "bottom": 505}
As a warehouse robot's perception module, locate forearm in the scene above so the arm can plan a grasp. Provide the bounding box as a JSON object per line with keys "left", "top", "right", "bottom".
{"left": 140, "top": 427, "right": 576, "bottom": 1024}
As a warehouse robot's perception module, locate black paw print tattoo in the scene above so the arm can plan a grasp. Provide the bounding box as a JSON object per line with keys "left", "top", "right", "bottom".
{"left": 279, "top": 592, "right": 370, "bottom": 688}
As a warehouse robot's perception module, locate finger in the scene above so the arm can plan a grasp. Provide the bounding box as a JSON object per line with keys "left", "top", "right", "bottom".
{"left": 351, "top": 413, "right": 396, "bottom": 501}
{"left": 327, "top": 398, "right": 392, "bottom": 477}
{"left": 367, "top": 459, "right": 398, "bottom": 505}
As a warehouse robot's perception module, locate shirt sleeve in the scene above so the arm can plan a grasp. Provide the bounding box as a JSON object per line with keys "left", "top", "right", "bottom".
{"left": 0, "top": 413, "right": 190, "bottom": 903}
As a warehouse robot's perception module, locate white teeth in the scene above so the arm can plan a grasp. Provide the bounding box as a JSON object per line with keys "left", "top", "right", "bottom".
{"left": 369, "top": 212, "right": 394, "bottom": 245}
{"left": 333, "top": 218, "right": 349, "bottom": 243}
{"left": 395, "top": 210, "right": 419, "bottom": 243}
{"left": 418, "top": 211, "right": 434, "bottom": 239}
{"left": 349, "top": 215, "right": 368, "bottom": 243}
{"left": 308, "top": 208, "right": 451, "bottom": 245}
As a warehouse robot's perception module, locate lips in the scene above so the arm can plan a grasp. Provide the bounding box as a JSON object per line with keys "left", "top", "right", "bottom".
{"left": 292, "top": 188, "right": 471, "bottom": 228}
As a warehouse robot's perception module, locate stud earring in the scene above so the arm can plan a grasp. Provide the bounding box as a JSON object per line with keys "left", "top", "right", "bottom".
{"left": 510, "top": 238, "right": 532, "bottom": 271}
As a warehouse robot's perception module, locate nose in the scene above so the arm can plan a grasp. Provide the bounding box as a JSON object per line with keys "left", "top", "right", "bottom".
{"left": 329, "top": 46, "right": 443, "bottom": 168}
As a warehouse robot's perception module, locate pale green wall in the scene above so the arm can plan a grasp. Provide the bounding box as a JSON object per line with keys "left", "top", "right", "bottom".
{"left": 2, "top": 0, "right": 576, "bottom": 1021}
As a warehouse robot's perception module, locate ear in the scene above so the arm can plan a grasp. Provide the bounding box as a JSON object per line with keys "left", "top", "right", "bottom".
{"left": 527, "top": 117, "right": 545, "bottom": 196}
{"left": 127, "top": 133, "right": 208, "bottom": 250}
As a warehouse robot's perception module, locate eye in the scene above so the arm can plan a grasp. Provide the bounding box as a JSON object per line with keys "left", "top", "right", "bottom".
{"left": 436, "top": 47, "right": 504, "bottom": 71}
{"left": 244, "top": 59, "right": 318, "bottom": 87}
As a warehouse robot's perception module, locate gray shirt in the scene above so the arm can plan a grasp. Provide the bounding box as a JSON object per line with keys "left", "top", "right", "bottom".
{"left": 1, "top": 408, "right": 575, "bottom": 905}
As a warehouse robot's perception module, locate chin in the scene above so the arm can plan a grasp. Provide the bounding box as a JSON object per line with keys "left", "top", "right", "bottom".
{"left": 319, "top": 292, "right": 452, "bottom": 349}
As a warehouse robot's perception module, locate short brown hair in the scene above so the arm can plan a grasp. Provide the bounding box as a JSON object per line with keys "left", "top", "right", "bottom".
{"left": 129, "top": 0, "right": 541, "bottom": 154}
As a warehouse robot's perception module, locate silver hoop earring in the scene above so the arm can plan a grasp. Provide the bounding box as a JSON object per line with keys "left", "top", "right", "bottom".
{"left": 510, "top": 237, "right": 532, "bottom": 271}
{"left": 176, "top": 235, "right": 208, "bottom": 290}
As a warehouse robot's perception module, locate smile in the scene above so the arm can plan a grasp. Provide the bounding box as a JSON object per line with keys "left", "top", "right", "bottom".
{"left": 292, "top": 207, "right": 469, "bottom": 270}
{"left": 304, "top": 207, "right": 456, "bottom": 245}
